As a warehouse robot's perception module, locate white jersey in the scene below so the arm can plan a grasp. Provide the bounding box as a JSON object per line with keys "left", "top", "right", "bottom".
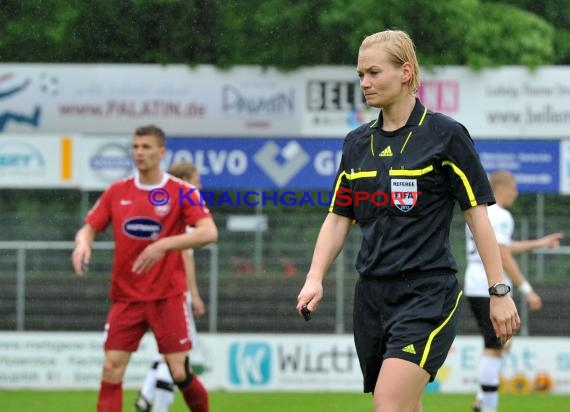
{"left": 464, "top": 204, "right": 514, "bottom": 297}
{"left": 185, "top": 292, "right": 199, "bottom": 348}
{"left": 185, "top": 225, "right": 199, "bottom": 347}
{"left": 185, "top": 225, "right": 195, "bottom": 255}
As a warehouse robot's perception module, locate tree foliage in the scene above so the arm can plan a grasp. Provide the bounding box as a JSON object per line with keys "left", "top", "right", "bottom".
{"left": 0, "top": 0, "right": 563, "bottom": 68}
{"left": 464, "top": 3, "right": 554, "bottom": 69}
{"left": 483, "top": 0, "right": 570, "bottom": 64}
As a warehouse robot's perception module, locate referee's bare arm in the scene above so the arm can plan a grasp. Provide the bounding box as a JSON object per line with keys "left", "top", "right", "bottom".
{"left": 296, "top": 213, "right": 352, "bottom": 315}
{"left": 464, "top": 204, "right": 521, "bottom": 344}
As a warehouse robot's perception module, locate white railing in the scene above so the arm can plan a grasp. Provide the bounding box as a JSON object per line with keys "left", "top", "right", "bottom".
{"left": 2, "top": 239, "right": 561, "bottom": 335}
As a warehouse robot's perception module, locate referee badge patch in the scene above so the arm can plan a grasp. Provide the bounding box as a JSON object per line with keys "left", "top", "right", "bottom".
{"left": 391, "top": 178, "right": 419, "bottom": 212}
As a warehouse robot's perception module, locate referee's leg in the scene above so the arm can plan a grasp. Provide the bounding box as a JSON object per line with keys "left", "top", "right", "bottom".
{"left": 373, "top": 358, "right": 428, "bottom": 412}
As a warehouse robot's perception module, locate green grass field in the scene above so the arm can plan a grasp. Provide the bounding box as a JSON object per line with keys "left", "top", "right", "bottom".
{"left": 2, "top": 390, "right": 568, "bottom": 411}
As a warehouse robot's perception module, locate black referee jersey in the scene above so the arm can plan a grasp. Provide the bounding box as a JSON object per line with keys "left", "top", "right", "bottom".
{"left": 330, "top": 98, "right": 495, "bottom": 278}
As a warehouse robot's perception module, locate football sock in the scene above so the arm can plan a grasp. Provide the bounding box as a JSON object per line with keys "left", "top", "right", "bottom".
{"left": 97, "top": 380, "right": 122, "bottom": 412}
{"left": 478, "top": 355, "right": 502, "bottom": 411}
{"left": 152, "top": 361, "right": 175, "bottom": 412}
{"left": 177, "top": 375, "right": 209, "bottom": 412}
{"left": 140, "top": 357, "right": 162, "bottom": 401}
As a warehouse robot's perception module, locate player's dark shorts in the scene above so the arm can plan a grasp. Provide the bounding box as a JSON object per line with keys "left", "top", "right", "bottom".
{"left": 353, "top": 273, "right": 462, "bottom": 393}
{"left": 103, "top": 293, "right": 192, "bottom": 354}
{"left": 466, "top": 296, "right": 502, "bottom": 349}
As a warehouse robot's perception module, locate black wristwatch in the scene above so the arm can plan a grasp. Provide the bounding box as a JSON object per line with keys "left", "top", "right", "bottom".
{"left": 488, "top": 282, "right": 511, "bottom": 296}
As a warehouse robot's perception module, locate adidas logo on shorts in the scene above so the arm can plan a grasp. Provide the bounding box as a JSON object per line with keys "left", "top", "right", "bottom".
{"left": 402, "top": 344, "right": 416, "bottom": 354}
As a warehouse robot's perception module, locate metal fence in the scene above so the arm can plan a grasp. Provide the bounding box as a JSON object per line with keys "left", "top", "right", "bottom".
{"left": 1, "top": 224, "right": 569, "bottom": 336}
{"left": 2, "top": 187, "right": 570, "bottom": 335}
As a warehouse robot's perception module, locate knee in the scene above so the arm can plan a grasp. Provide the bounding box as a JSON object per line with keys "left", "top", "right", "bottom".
{"left": 168, "top": 356, "right": 194, "bottom": 388}
{"left": 169, "top": 365, "right": 187, "bottom": 383}
{"left": 373, "top": 395, "right": 390, "bottom": 412}
{"left": 101, "top": 357, "right": 127, "bottom": 382}
{"left": 373, "top": 398, "right": 393, "bottom": 412}
{"left": 169, "top": 356, "right": 194, "bottom": 385}
{"left": 374, "top": 395, "right": 419, "bottom": 412}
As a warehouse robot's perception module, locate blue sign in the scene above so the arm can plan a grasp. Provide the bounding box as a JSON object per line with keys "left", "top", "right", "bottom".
{"left": 474, "top": 139, "right": 559, "bottom": 193}
{"left": 166, "top": 137, "right": 559, "bottom": 192}
{"left": 166, "top": 137, "right": 343, "bottom": 190}
{"left": 228, "top": 342, "right": 272, "bottom": 386}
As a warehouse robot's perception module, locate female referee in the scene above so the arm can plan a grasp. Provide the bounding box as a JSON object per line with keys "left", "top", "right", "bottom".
{"left": 296, "top": 29, "right": 520, "bottom": 412}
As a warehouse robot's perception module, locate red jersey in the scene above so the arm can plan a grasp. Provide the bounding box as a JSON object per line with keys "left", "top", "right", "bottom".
{"left": 86, "top": 173, "right": 211, "bottom": 302}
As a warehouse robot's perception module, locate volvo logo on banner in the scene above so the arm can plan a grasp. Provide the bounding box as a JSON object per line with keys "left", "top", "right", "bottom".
{"left": 90, "top": 142, "right": 133, "bottom": 183}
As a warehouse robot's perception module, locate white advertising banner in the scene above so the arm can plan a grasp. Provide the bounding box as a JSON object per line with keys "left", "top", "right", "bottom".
{"left": 3, "top": 64, "right": 570, "bottom": 139}
{"left": 0, "top": 65, "right": 302, "bottom": 136}
{"left": 420, "top": 66, "right": 570, "bottom": 139}
{"left": 300, "top": 66, "right": 379, "bottom": 138}
{"left": 430, "top": 336, "right": 570, "bottom": 394}
{"left": 0, "top": 134, "right": 76, "bottom": 188}
{"left": 0, "top": 332, "right": 220, "bottom": 390}
{"left": 300, "top": 66, "right": 570, "bottom": 138}
{"left": 1, "top": 333, "right": 569, "bottom": 394}
{"left": 76, "top": 135, "right": 134, "bottom": 191}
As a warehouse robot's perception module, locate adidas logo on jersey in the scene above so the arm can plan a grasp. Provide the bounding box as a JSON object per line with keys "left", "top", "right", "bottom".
{"left": 402, "top": 344, "right": 416, "bottom": 354}
{"left": 379, "top": 146, "right": 393, "bottom": 157}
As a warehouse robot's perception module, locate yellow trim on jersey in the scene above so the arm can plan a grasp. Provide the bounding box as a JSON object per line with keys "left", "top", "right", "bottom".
{"left": 400, "top": 131, "right": 413, "bottom": 155}
{"left": 388, "top": 165, "right": 433, "bottom": 176}
{"left": 400, "top": 106, "right": 427, "bottom": 154}
{"left": 328, "top": 170, "right": 378, "bottom": 212}
{"left": 419, "top": 290, "right": 463, "bottom": 368}
{"left": 347, "top": 170, "right": 378, "bottom": 180}
{"left": 370, "top": 134, "right": 375, "bottom": 156}
{"left": 441, "top": 160, "right": 477, "bottom": 206}
{"left": 328, "top": 170, "right": 347, "bottom": 212}
{"left": 418, "top": 106, "right": 428, "bottom": 125}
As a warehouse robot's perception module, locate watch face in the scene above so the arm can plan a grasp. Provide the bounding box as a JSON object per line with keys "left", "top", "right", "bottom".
{"left": 491, "top": 283, "right": 511, "bottom": 295}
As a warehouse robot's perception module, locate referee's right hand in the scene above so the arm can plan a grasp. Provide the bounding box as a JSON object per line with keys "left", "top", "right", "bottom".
{"left": 490, "top": 295, "right": 521, "bottom": 345}
{"left": 296, "top": 276, "right": 323, "bottom": 319}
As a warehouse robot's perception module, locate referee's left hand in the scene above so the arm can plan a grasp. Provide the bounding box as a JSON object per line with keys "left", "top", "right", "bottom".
{"left": 490, "top": 295, "right": 521, "bottom": 345}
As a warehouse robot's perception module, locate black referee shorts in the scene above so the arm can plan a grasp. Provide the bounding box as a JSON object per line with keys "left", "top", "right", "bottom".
{"left": 466, "top": 296, "right": 502, "bottom": 349}
{"left": 353, "top": 273, "right": 462, "bottom": 393}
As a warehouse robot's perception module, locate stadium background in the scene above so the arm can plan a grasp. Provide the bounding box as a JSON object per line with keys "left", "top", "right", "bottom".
{"left": 1, "top": 0, "right": 570, "bottom": 405}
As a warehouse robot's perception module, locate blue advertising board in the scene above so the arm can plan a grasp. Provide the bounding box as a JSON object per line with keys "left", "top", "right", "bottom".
{"left": 474, "top": 140, "right": 558, "bottom": 193}
{"left": 166, "top": 137, "right": 343, "bottom": 190}
{"left": 167, "top": 137, "right": 559, "bottom": 192}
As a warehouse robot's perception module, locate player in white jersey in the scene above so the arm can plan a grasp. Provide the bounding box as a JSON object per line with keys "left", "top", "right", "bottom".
{"left": 464, "top": 170, "right": 563, "bottom": 412}
{"left": 136, "top": 162, "right": 206, "bottom": 412}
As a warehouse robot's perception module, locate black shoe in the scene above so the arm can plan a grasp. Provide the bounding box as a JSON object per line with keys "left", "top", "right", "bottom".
{"left": 134, "top": 392, "right": 152, "bottom": 412}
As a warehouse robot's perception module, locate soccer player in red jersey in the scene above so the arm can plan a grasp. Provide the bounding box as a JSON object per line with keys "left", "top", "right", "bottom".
{"left": 71, "top": 125, "right": 217, "bottom": 412}
{"left": 136, "top": 162, "right": 208, "bottom": 412}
